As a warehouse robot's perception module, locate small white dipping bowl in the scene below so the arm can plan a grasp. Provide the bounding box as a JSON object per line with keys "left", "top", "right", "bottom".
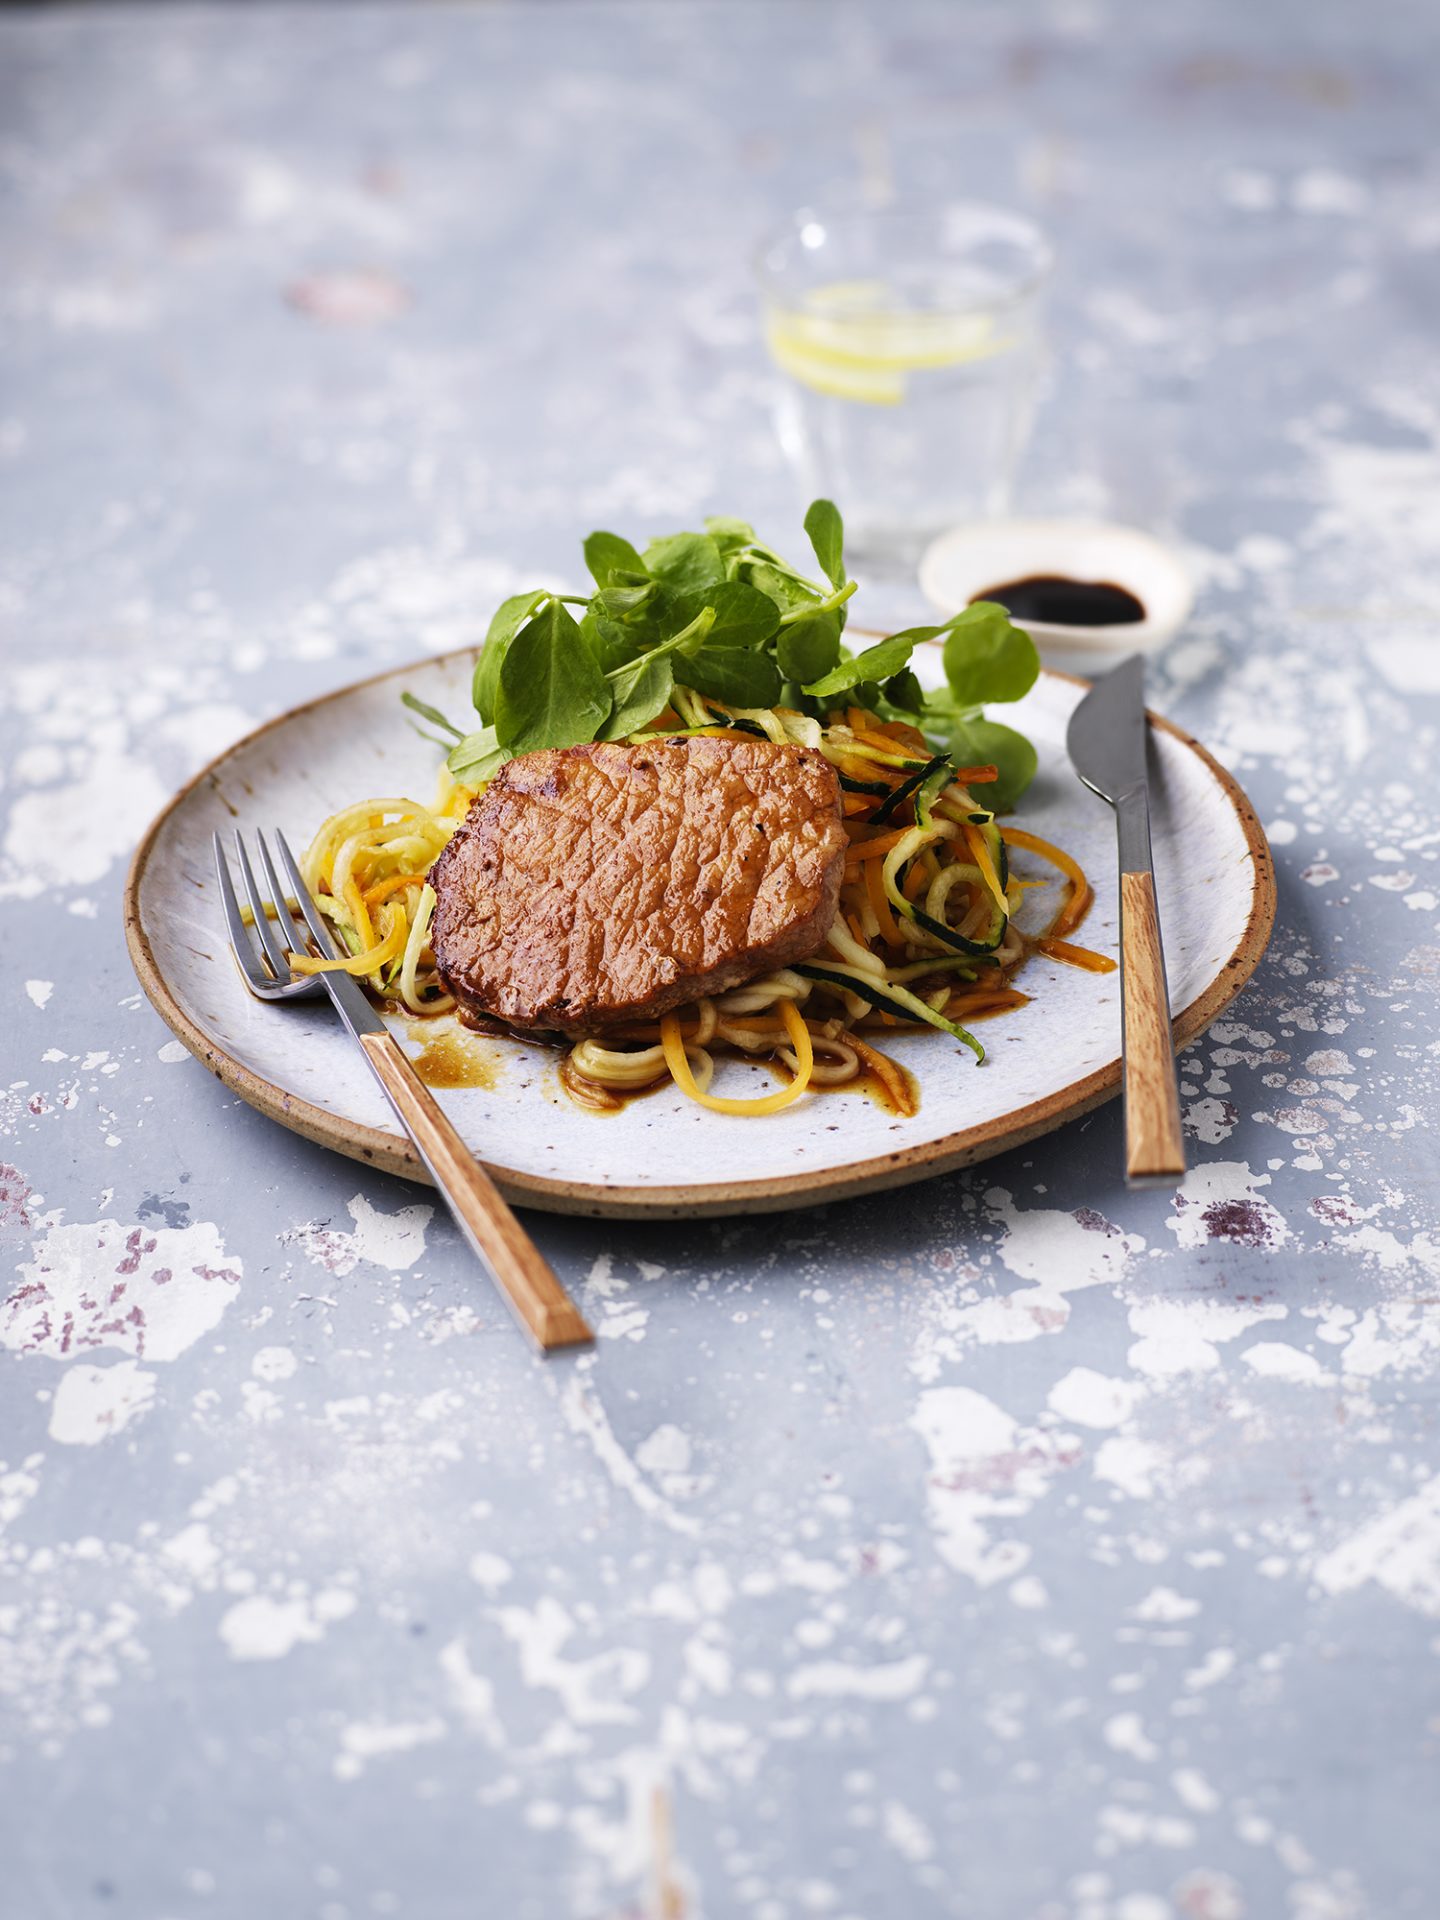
{"left": 919, "top": 518, "right": 1194, "bottom": 668}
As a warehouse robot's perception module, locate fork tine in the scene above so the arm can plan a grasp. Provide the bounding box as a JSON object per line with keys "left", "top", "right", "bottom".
{"left": 213, "top": 833, "right": 277, "bottom": 992}
{"left": 234, "top": 831, "right": 291, "bottom": 980}
{"left": 253, "top": 832, "right": 303, "bottom": 962}
{"left": 272, "top": 830, "right": 341, "bottom": 958}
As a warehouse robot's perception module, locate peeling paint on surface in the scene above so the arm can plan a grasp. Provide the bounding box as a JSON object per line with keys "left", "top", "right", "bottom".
{"left": 47, "top": 1360, "right": 157, "bottom": 1444}
{"left": 4, "top": 1220, "right": 240, "bottom": 1361}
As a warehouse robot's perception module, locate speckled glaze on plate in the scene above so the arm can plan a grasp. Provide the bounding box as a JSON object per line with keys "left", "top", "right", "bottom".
{"left": 123, "top": 651, "right": 1275, "bottom": 1217}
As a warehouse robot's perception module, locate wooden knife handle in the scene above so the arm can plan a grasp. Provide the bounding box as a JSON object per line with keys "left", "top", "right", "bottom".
{"left": 1119, "top": 870, "right": 1186, "bottom": 1184}
{"left": 358, "top": 1030, "right": 593, "bottom": 1353}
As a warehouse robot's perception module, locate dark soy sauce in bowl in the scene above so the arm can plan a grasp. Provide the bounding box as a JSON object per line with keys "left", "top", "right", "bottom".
{"left": 974, "top": 575, "right": 1146, "bottom": 627}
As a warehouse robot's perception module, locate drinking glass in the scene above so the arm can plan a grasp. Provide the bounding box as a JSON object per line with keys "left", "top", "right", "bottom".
{"left": 755, "top": 204, "right": 1052, "bottom": 573}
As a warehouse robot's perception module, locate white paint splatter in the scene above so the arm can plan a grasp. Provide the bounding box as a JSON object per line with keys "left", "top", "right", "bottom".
{"left": 219, "top": 1587, "right": 357, "bottom": 1661}
{"left": 1166, "top": 1161, "right": 1289, "bottom": 1252}
{"left": 561, "top": 1376, "right": 700, "bottom": 1536}
{"left": 1130, "top": 1586, "right": 1201, "bottom": 1623}
{"left": 1172, "top": 1768, "right": 1221, "bottom": 1814}
{"left": 787, "top": 1654, "right": 929, "bottom": 1702}
{"left": 882, "top": 1799, "right": 934, "bottom": 1862}
{"left": 251, "top": 1346, "right": 297, "bottom": 1382}
{"left": 439, "top": 1636, "right": 500, "bottom": 1732}
{"left": 334, "top": 1716, "right": 445, "bottom": 1780}
{"left": 1104, "top": 1712, "right": 1159, "bottom": 1762}
{"left": 991, "top": 1192, "right": 1144, "bottom": 1291}
{"left": 47, "top": 1359, "right": 157, "bottom": 1444}
{"left": 635, "top": 1424, "right": 692, "bottom": 1474}
{"left": 1185, "top": 1097, "right": 1238, "bottom": 1146}
{"left": 1314, "top": 1475, "right": 1440, "bottom": 1617}
{"left": 24, "top": 979, "right": 53, "bottom": 1010}
{"left": 284, "top": 1193, "right": 432, "bottom": 1276}
{"left": 1128, "top": 1296, "right": 1286, "bottom": 1377}
{"left": 1047, "top": 1367, "right": 1142, "bottom": 1430}
{"left": 5, "top": 1218, "right": 241, "bottom": 1361}
{"left": 0, "top": 1462, "right": 42, "bottom": 1533}
{"left": 1242, "top": 1342, "right": 1328, "bottom": 1384}
{"left": 1094, "top": 1435, "right": 1166, "bottom": 1501}
{"left": 911, "top": 1387, "right": 1073, "bottom": 1586}
{"left": 493, "top": 1596, "right": 649, "bottom": 1725}
{"left": 1335, "top": 1225, "right": 1440, "bottom": 1279}
{"left": 1340, "top": 1304, "right": 1440, "bottom": 1379}
{"left": 1292, "top": 169, "right": 1369, "bottom": 216}
{"left": 1184, "top": 1648, "right": 1236, "bottom": 1691}
{"left": 1, "top": 749, "right": 168, "bottom": 899}
{"left": 468, "top": 1551, "right": 513, "bottom": 1593}
{"left": 163, "top": 1522, "right": 220, "bottom": 1583}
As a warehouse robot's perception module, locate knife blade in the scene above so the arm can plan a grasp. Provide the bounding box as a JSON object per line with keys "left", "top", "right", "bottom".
{"left": 1065, "top": 654, "right": 1185, "bottom": 1185}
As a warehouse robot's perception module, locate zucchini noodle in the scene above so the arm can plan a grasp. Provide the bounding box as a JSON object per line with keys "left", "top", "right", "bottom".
{"left": 292, "top": 697, "right": 1114, "bottom": 1119}
{"left": 283, "top": 770, "right": 475, "bottom": 1010}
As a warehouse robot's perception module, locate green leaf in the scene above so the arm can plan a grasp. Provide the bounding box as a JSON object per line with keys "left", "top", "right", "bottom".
{"left": 598, "top": 652, "right": 676, "bottom": 740}
{"left": 400, "top": 691, "right": 465, "bottom": 742}
{"left": 674, "top": 645, "right": 782, "bottom": 709}
{"left": 803, "top": 499, "right": 846, "bottom": 589}
{"left": 643, "top": 531, "right": 726, "bottom": 597}
{"left": 697, "top": 581, "right": 781, "bottom": 649}
{"left": 740, "top": 558, "right": 822, "bottom": 619}
{"left": 941, "top": 602, "right": 1040, "bottom": 708}
{"left": 704, "top": 516, "right": 756, "bottom": 556}
{"left": 777, "top": 609, "right": 841, "bottom": 684}
{"left": 583, "top": 608, "right": 636, "bottom": 674}
{"left": 583, "top": 531, "right": 647, "bottom": 588}
{"left": 495, "top": 599, "right": 613, "bottom": 753}
{"left": 597, "top": 582, "right": 655, "bottom": 616}
{"left": 926, "top": 710, "right": 1038, "bottom": 811}
{"left": 639, "top": 605, "right": 716, "bottom": 662}
{"left": 802, "top": 626, "right": 936, "bottom": 700}
{"left": 473, "top": 590, "right": 547, "bottom": 724}
{"left": 447, "top": 725, "right": 511, "bottom": 785}
{"left": 591, "top": 580, "right": 689, "bottom": 664}
{"left": 883, "top": 668, "right": 925, "bottom": 715}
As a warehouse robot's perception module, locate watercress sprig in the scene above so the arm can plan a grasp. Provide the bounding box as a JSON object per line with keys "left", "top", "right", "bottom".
{"left": 425, "top": 501, "right": 1041, "bottom": 807}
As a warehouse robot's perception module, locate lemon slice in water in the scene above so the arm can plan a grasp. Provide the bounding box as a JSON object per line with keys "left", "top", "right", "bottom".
{"left": 766, "top": 279, "right": 1013, "bottom": 406}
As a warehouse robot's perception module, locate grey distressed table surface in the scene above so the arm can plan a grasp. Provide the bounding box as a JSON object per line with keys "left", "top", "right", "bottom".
{"left": 3, "top": 4, "right": 1439, "bottom": 1917}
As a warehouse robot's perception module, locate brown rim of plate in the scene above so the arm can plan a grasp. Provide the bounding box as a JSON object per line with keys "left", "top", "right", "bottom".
{"left": 123, "top": 650, "right": 1277, "bottom": 1218}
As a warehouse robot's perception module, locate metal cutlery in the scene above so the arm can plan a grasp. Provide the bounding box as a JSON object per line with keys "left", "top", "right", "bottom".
{"left": 214, "top": 828, "right": 593, "bottom": 1353}
{"left": 1065, "top": 654, "right": 1186, "bottom": 1186}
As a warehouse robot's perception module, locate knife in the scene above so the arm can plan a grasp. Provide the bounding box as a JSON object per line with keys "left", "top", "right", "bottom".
{"left": 1065, "top": 654, "right": 1186, "bottom": 1185}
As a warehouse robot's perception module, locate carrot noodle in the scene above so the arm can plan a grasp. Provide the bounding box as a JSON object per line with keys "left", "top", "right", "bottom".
{"left": 1037, "top": 937, "right": 1117, "bottom": 974}
{"left": 364, "top": 871, "right": 432, "bottom": 906}
{"left": 301, "top": 696, "right": 1105, "bottom": 1117}
{"left": 866, "top": 854, "right": 904, "bottom": 948}
{"left": 1000, "top": 825, "right": 1093, "bottom": 937}
{"left": 962, "top": 823, "right": 1009, "bottom": 916}
{"left": 844, "top": 829, "right": 912, "bottom": 864}
{"left": 289, "top": 904, "right": 406, "bottom": 979}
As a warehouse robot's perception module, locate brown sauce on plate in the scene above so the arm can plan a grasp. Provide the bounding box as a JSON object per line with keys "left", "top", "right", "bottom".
{"left": 974, "top": 575, "right": 1145, "bottom": 627}
{"left": 406, "top": 1024, "right": 498, "bottom": 1090}
{"left": 799, "top": 1060, "right": 919, "bottom": 1119}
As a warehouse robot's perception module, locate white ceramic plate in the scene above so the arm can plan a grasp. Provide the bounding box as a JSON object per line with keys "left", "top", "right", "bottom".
{"left": 124, "top": 651, "right": 1274, "bottom": 1217}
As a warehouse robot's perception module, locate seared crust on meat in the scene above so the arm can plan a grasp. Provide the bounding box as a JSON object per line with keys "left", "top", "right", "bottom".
{"left": 429, "top": 737, "right": 845, "bottom": 1036}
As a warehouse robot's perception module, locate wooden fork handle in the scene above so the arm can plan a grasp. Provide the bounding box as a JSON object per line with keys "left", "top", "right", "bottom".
{"left": 1120, "top": 870, "right": 1186, "bottom": 1185}
{"left": 358, "top": 1031, "right": 593, "bottom": 1353}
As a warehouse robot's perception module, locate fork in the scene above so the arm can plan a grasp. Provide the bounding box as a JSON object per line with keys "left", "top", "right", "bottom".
{"left": 214, "top": 828, "right": 593, "bottom": 1354}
